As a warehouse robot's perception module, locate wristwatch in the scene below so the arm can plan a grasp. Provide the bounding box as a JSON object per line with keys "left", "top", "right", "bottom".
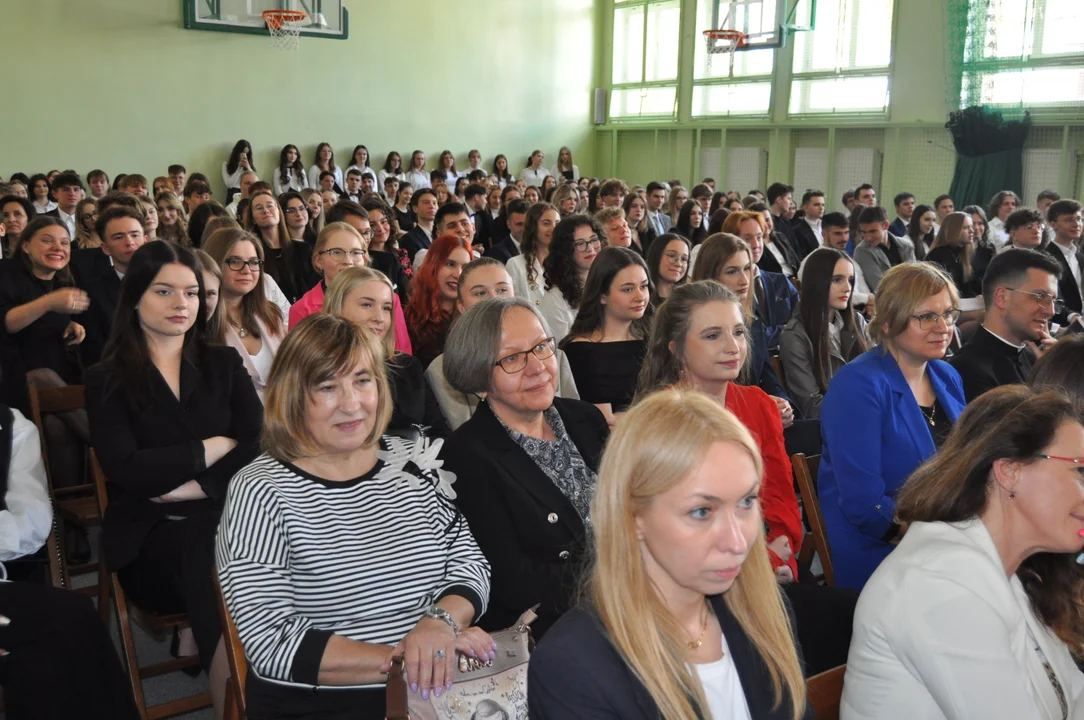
{"left": 422, "top": 605, "right": 460, "bottom": 635}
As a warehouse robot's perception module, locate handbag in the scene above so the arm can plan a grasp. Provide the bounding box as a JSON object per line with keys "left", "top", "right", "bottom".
{"left": 386, "top": 608, "right": 536, "bottom": 720}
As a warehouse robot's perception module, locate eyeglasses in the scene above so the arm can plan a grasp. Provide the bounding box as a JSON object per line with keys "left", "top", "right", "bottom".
{"left": 225, "top": 258, "right": 263, "bottom": 272}
{"left": 909, "top": 309, "right": 961, "bottom": 330}
{"left": 494, "top": 338, "right": 556, "bottom": 374}
{"left": 663, "top": 251, "right": 690, "bottom": 266}
{"left": 1008, "top": 288, "right": 1065, "bottom": 313}
{"left": 284, "top": 206, "right": 308, "bottom": 216}
{"left": 319, "top": 248, "right": 368, "bottom": 262}
{"left": 1034, "top": 455, "right": 1084, "bottom": 478}
{"left": 573, "top": 237, "right": 602, "bottom": 253}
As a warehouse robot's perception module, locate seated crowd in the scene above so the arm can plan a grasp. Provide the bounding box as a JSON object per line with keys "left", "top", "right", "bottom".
{"left": 4, "top": 147, "right": 1084, "bottom": 720}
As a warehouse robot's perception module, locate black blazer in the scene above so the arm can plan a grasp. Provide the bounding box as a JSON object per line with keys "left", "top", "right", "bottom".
{"left": 758, "top": 232, "right": 800, "bottom": 278}
{"left": 791, "top": 219, "right": 821, "bottom": 261}
{"left": 76, "top": 258, "right": 121, "bottom": 367}
{"left": 439, "top": 398, "right": 609, "bottom": 638}
{"left": 473, "top": 210, "right": 494, "bottom": 250}
{"left": 388, "top": 353, "right": 450, "bottom": 439}
{"left": 1042, "top": 241, "right": 1084, "bottom": 322}
{"left": 529, "top": 595, "right": 813, "bottom": 720}
{"left": 399, "top": 226, "right": 431, "bottom": 264}
{"left": 484, "top": 236, "right": 520, "bottom": 264}
{"left": 773, "top": 213, "right": 801, "bottom": 257}
{"left": 369, "top": 250, "right": 409, "bottom": 306}
{"left": 949, "top": 325, "right": 1036, "bottom": 402}
{"left": 85, "top": 345, "right": 263, "bottom": 571}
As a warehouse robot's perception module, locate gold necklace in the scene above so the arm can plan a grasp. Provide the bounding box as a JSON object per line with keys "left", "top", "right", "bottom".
{"left": 920, "top": 403, "right": 936, "bottom": 428}
{"left": 687, "top": 602, "right": 709, "bottom": 650}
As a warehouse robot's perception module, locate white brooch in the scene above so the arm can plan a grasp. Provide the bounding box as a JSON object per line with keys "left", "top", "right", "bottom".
{"left": 378, "top": 436, "right": 458, "bottom": 500}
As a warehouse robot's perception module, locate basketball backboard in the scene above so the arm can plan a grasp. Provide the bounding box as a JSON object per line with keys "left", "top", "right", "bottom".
{"left": 183, "top": 0, "right": 348, "bottom": 39}
{"left": 704, "top": 0, "right": 813, "bottom": 52}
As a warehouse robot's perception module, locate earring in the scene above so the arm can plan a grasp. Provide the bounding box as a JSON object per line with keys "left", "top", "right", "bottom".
{"left": 1009, "top": 490, "right": 1016, "bottom": 499}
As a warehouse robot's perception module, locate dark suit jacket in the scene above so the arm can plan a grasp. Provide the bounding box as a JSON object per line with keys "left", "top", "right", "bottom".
{"left": 77, "top": 258, "right": 121, "bottom": 367}
{"left": 483, "top": 236, "right": 521, "bottom": 264}
{"left": 758, "top": 232, "right": 800, "bottom": 278}
{"left": 85, "top": 346, "right": 263, "bottom": 571}
{"left": 1042, "top": 241, "right": 1084, "bottom": 323}
{"left": 368, "top": 249, "right": 409, "bottom": 306}
{"left": 754, "top": 269, "right": 799, "bottom": 349}
{"left": 399, "top": 225, "right": 431, "bottom": 264}
{"left": 949, "top": 325, "right": 1037, "bottom": 402}
{"left": 888, "top": 217, "right": 907, "bottom": 238}
{"left": 472, "top": 210, "right": 494, "bottom": 250}
{"left": 529, "top": 595, "right": 813, "bottom": 720}
{"left": 791, "top": 218, "right": 821, "bottom": 261}
{"left": 387, "top": 353, "right": 450, "bottom": 439}
{"left": 439, "top": 398, "right": 609, "bottom": 638}
{"left": 773, "top": 213, "right": 798, "bottom": 251}
{"left": 749, "top": 316, "right": 790, "bottom": 404}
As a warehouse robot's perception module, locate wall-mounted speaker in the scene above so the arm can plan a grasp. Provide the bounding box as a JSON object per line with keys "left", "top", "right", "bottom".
{"left": 593, "top": 88, "right": 607, "bottom": 125}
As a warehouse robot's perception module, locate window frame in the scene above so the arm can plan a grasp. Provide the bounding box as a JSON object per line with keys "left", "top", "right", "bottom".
{"left": 609, "top": 0, "right": 683, "bottom": 121}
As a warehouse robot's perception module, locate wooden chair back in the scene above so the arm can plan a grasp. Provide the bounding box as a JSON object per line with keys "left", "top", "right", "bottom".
{"left": 214, "top": 571, "right": 248, "bottom": 719}
{"left": 792, "top": 453, "right": 834, "bottom": 587}
{"left": 807, "top": 664, "right": 846, "bottom": 720}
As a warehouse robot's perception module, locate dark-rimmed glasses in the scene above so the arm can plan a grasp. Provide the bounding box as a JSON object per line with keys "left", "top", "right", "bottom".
{"left": 910, "top": 309, "right": 961, "bottom": 330}
{"left": 494, "top": 338, "right": 556, "bottom": 373}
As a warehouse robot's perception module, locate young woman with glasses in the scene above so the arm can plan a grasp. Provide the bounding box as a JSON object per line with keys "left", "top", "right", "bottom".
{"left": 279, "top": 190, "right": 315, "bottom": 245}
{"left": 287, "top": 222, "right": 368, "bottom": 329}
{"left": 644, "top": 232, "right": 691, "bottom": 308}
{"left": 539, "top": 215, "right": 603, "bottom": 344}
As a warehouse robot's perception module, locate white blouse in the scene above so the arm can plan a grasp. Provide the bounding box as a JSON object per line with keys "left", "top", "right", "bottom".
{"left": 222, "top": 161, "right": 249, "bottom": 190}
{"left": 402, "top": 168, "right": 430, "bottom": 191}
{"left": 307, "top": 164, "right": 343, "bottom": 191}
{"left": 519, "top": 166, "right": 550, "bottom": 188}
{"left": 507, "top": 253, "right": 546, "bottom": 307}
{"left": 272, "top": 168, "right": 309, "bottom": 196}
{"left": 345, "top": 164, "right": 377, "bottom": 182}
{"left": 550, "top": 164, "right": 580, "bottom": 183}
{"left": 694, "top": 634, "right": 753, "bottom": 720}
{"left": 539, "top": 286, "right": 577, "bottom": 344}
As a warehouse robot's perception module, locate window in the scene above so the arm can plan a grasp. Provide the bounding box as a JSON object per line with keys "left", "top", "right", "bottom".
{"left": 789, "top": 0, "right": 895, "bottom": 116}
{"left": 692, "top": 0, "right": 776, "bottom": 117}
{"left": 610, "top": 0, "right": 681, "bottom": 119}
{"left": 960, "top": 0, "right": 1084, "bottom": 110}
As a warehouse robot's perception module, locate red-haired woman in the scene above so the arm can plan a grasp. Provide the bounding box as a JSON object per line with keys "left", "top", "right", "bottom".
{"left": 406, "top": 234, "right": 472, "bottom": 368}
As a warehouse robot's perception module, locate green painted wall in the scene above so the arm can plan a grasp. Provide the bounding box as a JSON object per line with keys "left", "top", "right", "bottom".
{"left": 1, "top": 0, "right": 597, "bottom": 197}
{"left": 591, "top": 0, "right": 1084, "bottom": 205}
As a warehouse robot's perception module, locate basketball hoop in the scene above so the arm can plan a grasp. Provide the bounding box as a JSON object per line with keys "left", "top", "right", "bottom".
{"left": 703, "top": 29, "right": 748, "bottom": 54}
{"left": 262, "top": 10, "right": 307, "bottom": 52}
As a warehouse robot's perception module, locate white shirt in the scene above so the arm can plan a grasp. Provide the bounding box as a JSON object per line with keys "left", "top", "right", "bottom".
{"left": 647, "top": 210, "right": 667, "bottom": 235}
{"left": 764, "top": 240, "right": 795, "bottom": 278}
{"left": 402, "top": 168, "right": 431, "bottom": 191}
{"left": 345, "top": 164, "right": 377, "bottom": 183}
{"left": 804, "top": 216, "right": 823, "bottom": 245}
{"left": 493, "top": 173, "right": 514, "bottom": 188}
{"left": 308, "top": 164, "right": 344, "bottom": 192}
{"left": 222, "top": 160, "right": 249, "bottom": 190}
{"left": 694, "top": 634, "right": 753, "bottom": 720}
{"left": 377, "top": 169, "right": 404, "bottom": 193}
{"left": 549, "top": 164, "right": 580, "bottom": 183}
{"left": 843, "top": 519, "right": 1084, "bottom": 720}
{"left": 467, "top": 165, "right": 487, "bottom": 178}
{"left": 56, "top": 208, "right": 77, "bottom": 239}
{"left": 248, "top": 334, "right": 276, "bottom": 385}
{"left": 988, "top": 217, "right": 1010, "bottom": 249}
{"left": 506, "top": 253, "right": 546, "bottom": 307}
{"left": 273, "top": 168, "right": 309, "bottom": 196}
{"left": 33, "top": 199, "right": 57, "bottom": 214}
{"left": 519, "top": 166, "right": 550, "bottom": 188}
{"left": 0, "top": 410, "right": 52, "bottom": 561}
{"left": 539, "top": 285, "right": 577, "bottom": 344}
{"left": 1053, "top": 239, "right": 1083, "bottom": 294}
{"left": 439, "top": 169, "right": 461, "bottom": 188}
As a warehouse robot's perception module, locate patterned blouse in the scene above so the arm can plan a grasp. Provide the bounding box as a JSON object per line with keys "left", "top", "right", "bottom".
{"left": 496, "top": 405, "right": 598, "bottom": 525}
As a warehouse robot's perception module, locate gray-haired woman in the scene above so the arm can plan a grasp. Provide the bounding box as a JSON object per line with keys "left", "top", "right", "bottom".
{"left": 438, "top": 297, "right": 610, "bottom": 639}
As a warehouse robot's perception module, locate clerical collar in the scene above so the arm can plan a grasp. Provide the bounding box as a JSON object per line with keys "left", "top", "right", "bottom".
{"left": 981, "top": 324, "right": 1025, "bottom": 351}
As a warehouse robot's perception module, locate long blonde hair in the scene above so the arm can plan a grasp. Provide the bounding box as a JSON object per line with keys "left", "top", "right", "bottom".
{"left": 589, "top": 389, "right": 807, "bottom": 720}
{"left": 322, "top": 266, "right": 398, "bottom": 357}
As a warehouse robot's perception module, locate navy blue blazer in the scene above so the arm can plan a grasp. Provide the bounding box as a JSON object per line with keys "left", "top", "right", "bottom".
{"left": 399, "top": 226, "right": 431, "bottom": 264}
{"left": 755, "top": 269, "right": 799, "bottom": 350}
{"left": 817, "top": 348, "right": 966, "bottom": 591}
{"left": 529, "top": 595, "right": 813, "bottom": 720}
{"left": 748, "top": 315, "right": 790, "bottom": 404}
{"left": 483, "top": 236, "right": 520, "bottom": 264}
{"left": 888, "top": 217, "right": 907, "bottom": 239}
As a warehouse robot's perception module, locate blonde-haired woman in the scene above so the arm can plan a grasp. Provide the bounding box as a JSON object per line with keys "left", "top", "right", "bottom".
{"left": 529, "top": 389, "right": 810, "bottom": 720}
{"left": 74, "top": 199, "right": 100, "bottom": 249}
{"left": 155, "top": 191, "right": 189, "bottom": 246}
{"left": 323, "top": 266, "right": 450, "bottom": 437}
{"left": 819, "top": 262, "right": 967, "bottom": 591}
{"left": 550, "top": 146, "right": 580, "bottom": 183}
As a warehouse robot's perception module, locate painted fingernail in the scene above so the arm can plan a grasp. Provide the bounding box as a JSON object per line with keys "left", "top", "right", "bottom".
{"left": 491, "top": 642, "right": 498, "bottom": 650}
{"left": 0, "top": 616, "right": 9, "bottom": 626}
{"left": 1077, "top": 552, "right": 1084, "bottom": 565}
{"left": 435, "top": 686, "right": 442, "bottom": 697}
{"left": 446, "top": 681, "right": 453, "bottom": 691}
{"left": 410, "top": 683, "right": 418, "bottom": 693}
{"left": 421, "top": 688, "right": 429, "bottom": 701}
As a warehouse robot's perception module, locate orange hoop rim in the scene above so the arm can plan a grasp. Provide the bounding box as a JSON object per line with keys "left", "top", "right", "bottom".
{"left": 262, "top": 9, "right": 307, "bottom": 29}
{"left": 703, "top": 29, "right": 748, "bottom": 48}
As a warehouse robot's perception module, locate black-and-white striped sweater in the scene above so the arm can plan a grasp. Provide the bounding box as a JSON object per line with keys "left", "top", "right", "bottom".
{"left": 215, "top": 436, "right": 490, "bottom": 688}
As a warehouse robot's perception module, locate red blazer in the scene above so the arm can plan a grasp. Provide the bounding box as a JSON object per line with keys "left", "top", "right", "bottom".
{"left": 725, "top": 383, "right": 803, "bottom": 576}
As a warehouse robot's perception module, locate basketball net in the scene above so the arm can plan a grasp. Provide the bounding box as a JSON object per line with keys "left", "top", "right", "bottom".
{"left": 704, "top": 29, "right": 746, "bottom": 74}
{"left": 263, "top": 10, "right": 307, "bottom": 52}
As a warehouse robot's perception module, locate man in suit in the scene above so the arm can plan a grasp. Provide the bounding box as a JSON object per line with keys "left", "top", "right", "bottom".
{"left": 853, "top": 206, "right": 916, "bottom": 292}
{"left": 933, "top": 193, "right": 954, "bottom": 223}
{"left": 1041, "top": 199, "right": 1084, "bottom": 326}
{"left": 751, "top": 202, "right": 799, "bottom": 280}
{"left": 79, "top": 206, "right": 147, "bottom": 366}
{"left": 738, "top": 212, "right": 798, "bottom": 350}
{"left": 951, "top": 249, "right": 1061, "bottom": 402}
{"left": 767, "top": 182, "right": 802, "bottom": 260}
{"left": 342, "top": 168, "right": 364, "bottom": 204}
{"left": 464, "top": 183, "right": 491, "bottom": 251}
{"left": 487, "top": 185, "right": 522, "bottom": 248}
{"left": 888, "top": 192, "right": 915, "bottom": 238}
{"left": 484, "top": 199, "right": 529, "bottom": 264}
{"left": 1037, "top": 189, "right": 1061, "bottom": 247}
{"left": 791, "top": 189, "right": 825, "bottom": 260}
{"left": 645, "top": 181, "right": 672, "bottom": 235}
{"left": 44, "top": 171, "right": 83, "bottom": 240}
{"left": 399, "top": 187, "right": 438, "bottom": 264}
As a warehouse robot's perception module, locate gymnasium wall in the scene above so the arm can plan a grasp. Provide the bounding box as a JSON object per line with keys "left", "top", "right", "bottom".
{"left": 1, "top": 0, "right": 597, "bottom": 197}
{"left": 593, "top": 0, "right": 1084, "bottom": 208}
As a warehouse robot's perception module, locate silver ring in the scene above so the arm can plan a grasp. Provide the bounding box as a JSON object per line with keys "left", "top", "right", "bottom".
{"left": 434, "top": 649, "right": 446, "bottom": 659}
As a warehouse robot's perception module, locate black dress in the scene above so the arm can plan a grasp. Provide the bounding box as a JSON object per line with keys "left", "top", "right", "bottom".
{"left": 562, "top": 339, "right": 647, "bottom": 413}
{"left": 387, "top": 353, "right": 451, "bottom": 438}
{"left": 0, "top": 259, "right": 82, "bottom": 413}
{"left": 261, "top": 239, "right": 317, "bottom": 304}
{"left": 393, "top": 205, "right": 414, "bottom": 234}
